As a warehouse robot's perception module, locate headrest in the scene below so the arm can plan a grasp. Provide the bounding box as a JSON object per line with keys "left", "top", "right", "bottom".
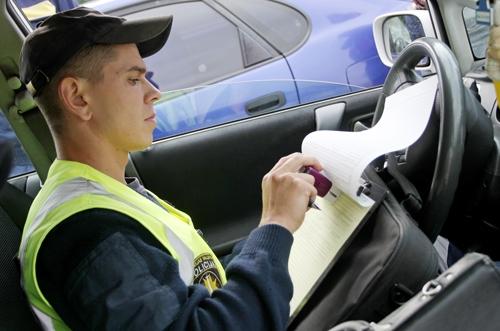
{"left": 0, "top": 140, "right": 13, "bottom": 189}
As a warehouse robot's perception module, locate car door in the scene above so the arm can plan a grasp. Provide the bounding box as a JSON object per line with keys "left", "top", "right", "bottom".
{"left": 129, "top": 87, "right": 381, "bottom": 255}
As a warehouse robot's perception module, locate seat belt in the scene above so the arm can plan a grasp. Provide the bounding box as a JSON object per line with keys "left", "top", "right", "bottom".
{"left": 20, "top": 109, "right": 56, "bottom": 161}
{"left": 4, "top": 74, "right": 54, "bottom": 182}
{"left": 13, "top": 84, "right": 56, "bottom": 167}
{"left": 386, "top": 153, "right": 423, "bottom": 217}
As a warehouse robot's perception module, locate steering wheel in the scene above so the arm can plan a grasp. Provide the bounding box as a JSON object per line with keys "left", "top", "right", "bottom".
{"left": 371, "top": 37, "right": 466, "bottom": 242}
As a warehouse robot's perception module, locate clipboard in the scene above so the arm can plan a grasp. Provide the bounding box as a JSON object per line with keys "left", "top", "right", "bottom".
{"left": 287, "top": 177, "right": 386, "bottom": 326}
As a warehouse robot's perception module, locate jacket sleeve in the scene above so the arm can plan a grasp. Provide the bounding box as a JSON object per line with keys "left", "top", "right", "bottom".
{"left": 37, "top": 210, "right": 294, "bottom": 331}
{"left": 218, "top": 237, "right": 247, "bottom": 268}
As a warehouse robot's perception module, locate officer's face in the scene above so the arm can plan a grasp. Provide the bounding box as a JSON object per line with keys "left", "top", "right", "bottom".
{"left": 87, "top": 44, "right": 160, "bottom": 153}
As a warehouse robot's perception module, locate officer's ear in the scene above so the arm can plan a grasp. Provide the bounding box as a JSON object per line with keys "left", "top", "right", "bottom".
{"left": 58, "top": 76, "right": 92, "bottom": 121}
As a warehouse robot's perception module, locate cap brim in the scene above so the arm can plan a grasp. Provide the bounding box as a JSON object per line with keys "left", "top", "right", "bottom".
{"left": 96, "top": 15, "right": 173, "bottom": 57}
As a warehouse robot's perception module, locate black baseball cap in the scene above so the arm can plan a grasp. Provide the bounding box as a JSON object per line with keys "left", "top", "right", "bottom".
{"left": 19, "top": 7, "right": 173, "bottom": 96}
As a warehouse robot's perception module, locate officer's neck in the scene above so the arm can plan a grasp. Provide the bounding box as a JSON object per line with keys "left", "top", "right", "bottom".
{"left": 56, "top": 136, "right": 128, "bottom": 185}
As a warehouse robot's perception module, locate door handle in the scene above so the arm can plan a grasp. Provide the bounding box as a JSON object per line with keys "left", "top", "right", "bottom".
{"left": 245, "top": 91, "right": 286, "bottom": 114}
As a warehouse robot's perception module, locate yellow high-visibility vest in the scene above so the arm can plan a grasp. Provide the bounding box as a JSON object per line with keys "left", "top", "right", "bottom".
{"left": 19, "top": 159, "right": 226, "bottom": 330}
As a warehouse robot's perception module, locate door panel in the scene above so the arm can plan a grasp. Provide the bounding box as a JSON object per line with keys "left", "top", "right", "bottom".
{"left": 132, "top": 106, "right": 315, "bottom": 251}
{"left": 127, "top": 88, "right": 381, "bottom": 253}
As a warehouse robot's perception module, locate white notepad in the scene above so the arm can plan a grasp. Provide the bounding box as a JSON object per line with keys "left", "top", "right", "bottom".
{"left": 288, "top": 185, "right": 384, "bottom": 320}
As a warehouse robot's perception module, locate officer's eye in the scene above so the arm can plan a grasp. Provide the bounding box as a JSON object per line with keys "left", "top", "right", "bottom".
{"left": 128, "top": 78, "right": 141, "bottom": 86}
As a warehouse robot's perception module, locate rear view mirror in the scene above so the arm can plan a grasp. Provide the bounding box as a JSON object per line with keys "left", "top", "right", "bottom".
{"left": 373, "top": 10, "right": 435, "bottom": 69}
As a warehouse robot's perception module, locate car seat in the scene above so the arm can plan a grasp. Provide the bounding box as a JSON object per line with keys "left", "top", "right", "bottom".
{"left": 0, "top": 140, "right": 40, "bottom": 330}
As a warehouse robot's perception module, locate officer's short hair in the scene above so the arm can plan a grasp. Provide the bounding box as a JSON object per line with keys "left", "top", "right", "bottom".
{"left": 35, "top": 44, "right": 114, "bottom": 135}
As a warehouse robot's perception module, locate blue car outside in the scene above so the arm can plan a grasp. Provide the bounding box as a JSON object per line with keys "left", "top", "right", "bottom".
{"left": 140, "top": 0, "right": 412, "bottom": 140}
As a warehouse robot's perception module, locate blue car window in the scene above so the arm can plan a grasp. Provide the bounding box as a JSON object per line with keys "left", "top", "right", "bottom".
{"left": 239, "top": 30, "right": 273, "bottom": 68}
{"left": 126, "top": 2, "right": 248, "bottom": 92}
{"left": 217, "top": 0, "right": 308, "bottom": 54}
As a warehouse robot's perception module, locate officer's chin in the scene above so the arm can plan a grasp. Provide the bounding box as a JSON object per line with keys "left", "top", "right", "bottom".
{"left": 129, "top": 136, "right": 154, "bottom": 153}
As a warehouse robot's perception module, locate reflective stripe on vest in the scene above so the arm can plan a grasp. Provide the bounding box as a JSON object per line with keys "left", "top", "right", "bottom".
{"left": 32, "top": 306, "right": 55, "bottom": 331}
{"left": 19, "top": 178, "right": 196, "bottom": 283}
{"left": 19, "top": 160, "right": 226, "bottom": 330}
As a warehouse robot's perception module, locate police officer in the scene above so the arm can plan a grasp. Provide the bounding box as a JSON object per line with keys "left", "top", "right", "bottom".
{"left": 18, "top": 7, "right": 321, "bottom": 330}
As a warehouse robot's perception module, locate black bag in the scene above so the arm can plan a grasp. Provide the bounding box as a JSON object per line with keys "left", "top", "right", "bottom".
{"left": 330, "top": 253, "right": 500, "bottom": 331}
{"left": 289, "top": 169, "right": 440, "bottom": 330}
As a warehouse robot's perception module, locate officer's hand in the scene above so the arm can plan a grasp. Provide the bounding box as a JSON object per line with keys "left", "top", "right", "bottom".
{"left": 259, "top": 153, "right": 322, "bottom": 233}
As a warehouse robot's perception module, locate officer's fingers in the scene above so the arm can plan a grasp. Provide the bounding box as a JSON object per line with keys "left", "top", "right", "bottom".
{"left": 278, "top": 154, "right": 323, "bottom": 173}
{"left": 286, "top": 173, "right": 318, "bottom": 203}
{"left": 270, "top": 153, "right": 302, "bottom": 172}
{"left": 294, "top": 172, "right": 316, "bottom": 186}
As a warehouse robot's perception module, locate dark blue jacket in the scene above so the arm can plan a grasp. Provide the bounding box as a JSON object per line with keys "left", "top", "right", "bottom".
{"left": 37, "top": 205, "right": 294, "bottom": 330}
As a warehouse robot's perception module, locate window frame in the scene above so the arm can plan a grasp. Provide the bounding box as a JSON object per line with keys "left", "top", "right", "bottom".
{"left": 213, "top": 0, "right": 311, "bottom": 57}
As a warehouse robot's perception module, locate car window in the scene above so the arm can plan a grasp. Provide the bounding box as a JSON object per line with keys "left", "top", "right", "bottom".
{"left": 126, "top": 2, "right": 262, "bottom": 92}
{"left": 463, "top": 7, "right": 489, "bottom": 59}
{"left": 216, "top": 0, "right": 308, "bottom": 54}
{"left": 239, "top": 31, "right": 273, "bottom": 68}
